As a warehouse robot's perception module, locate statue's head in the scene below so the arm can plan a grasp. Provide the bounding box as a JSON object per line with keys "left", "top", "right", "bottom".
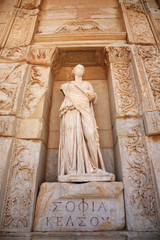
{"left": 72, "top": 64, "right": 85, "bottom": 78}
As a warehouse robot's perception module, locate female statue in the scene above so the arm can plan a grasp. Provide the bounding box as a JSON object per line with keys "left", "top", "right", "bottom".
{"left": 58, "top": 64, "right": 115, "bottom": 182}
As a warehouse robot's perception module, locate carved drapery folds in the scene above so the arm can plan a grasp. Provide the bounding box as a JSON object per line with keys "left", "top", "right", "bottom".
{"left": 121, "top": 0, "right": 155, "bottom": 44}
{"left": 0, "top": 139, "right": 44, "bottom": 232}
{"left": 138, "top": 46, "right": 160, "bottom": 111}
{"left": 105, "top": 46, "right": 139, "bottom": 117}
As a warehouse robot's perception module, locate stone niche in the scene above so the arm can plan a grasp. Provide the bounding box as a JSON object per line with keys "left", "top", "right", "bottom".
{"left": 46, "top": 48, "right": 115, "bottom": 182}
{"left": 33, "top": 48, "right": 125, "bottom": 232}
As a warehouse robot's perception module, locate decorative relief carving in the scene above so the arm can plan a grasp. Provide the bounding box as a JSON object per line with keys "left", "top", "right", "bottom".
{"left": 124, "top": 1, "right": 145, "bottom": 13}
{"left": 0, "top": 64, "right": 27, "bottom": 115}
{"left": 132, "top": 46, "right": 154, "bottom": 111}
{"left": 122, "top": 1, "right": 155, "bottom": 44}
{"left": 20, "top": 65, "right": 50, "bottom": 118}
{"left": 6, "top": 9, "right": 39, "bottom": 47}
{"left": 138, "top": 46, "right": 160, "bottom": 110}
{"left": 126, "top": 10, "right": 154, "bottom": 44}
{"left": 112, "top": 63, "right": 139, "bottom": 116}
{"left": 28, "top": 47, "right": 56, "bottom": 65}
{"left": 55, "top": 20, "right": 103, "bottom": 33}
{"left": 125, "top": 124, "right": 159, "bottom": 227}
{"left": 19, "top": 0, "right": 40, "bottom": 10}
{"left": 62, "top": 51, "right": 98, "bottom": 67}
{"left": 0, "top": 47, "right": 29, "bottom": 61}
{"left": 105, "top": 46, "right": 130, "bottom": 61}
{"left": 0, "top": 116, "right": 16, "bottom": 136}
{"left": 0, "top": 139, "right": 40, "bottom": 230}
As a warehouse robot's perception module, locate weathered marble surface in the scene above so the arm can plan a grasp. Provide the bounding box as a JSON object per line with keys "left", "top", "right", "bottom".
{"left": 33, "top": 182, "right": 125, "bottom": 232}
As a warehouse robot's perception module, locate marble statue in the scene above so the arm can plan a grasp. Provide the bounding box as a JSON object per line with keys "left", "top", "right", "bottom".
{"left": 58, "top": 64, "right": 115, "bottom": 182}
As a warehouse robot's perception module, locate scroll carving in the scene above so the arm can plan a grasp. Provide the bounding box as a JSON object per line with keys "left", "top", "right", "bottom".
{"left": 6, "top": 9, "right": 39, "bottom": 47}
{"left": 0, "top": 47, "right": 29, "bottom": 61}
{"left": 0, "top": 139, "right": 40, "bottom": 230}
{"left": 55, "top": 20, "right": 103, "bottom": 33}
{"left": 0, "top": 64, "right": 27, "bottom": 115}
{"left": 138, "top": 46, "right": 160, "bottom": 110}
{"left": 125, "top": 124, "right": 159, "bottom": 227}
{"left": 20, "top": 65, "right": 50, "bottom": 118}
{"left": 106, "top": 46, "right": 131, "bottom": 61}
{"left": 112, "top": 62, "right": 139, "bottom": 116}
{"left": 19, "top": 0, "right": 40, "bottom": 10}
{"left": 0, "top": 116, "right": 16, "bottom": 136}
{"left": 123, "top": 1, "right": 155, "bottom": 44}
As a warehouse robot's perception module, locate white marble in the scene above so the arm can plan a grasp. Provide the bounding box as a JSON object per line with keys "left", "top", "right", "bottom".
{"left": 33, "top": 182, "right": 125, "bottom": 231}
{"left": 58, "top": 64, "right": 115, "bottom": 182}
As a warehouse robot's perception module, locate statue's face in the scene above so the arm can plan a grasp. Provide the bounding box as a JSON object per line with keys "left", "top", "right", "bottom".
{"left": 74, "top": 65, "right": 84, "bottom": 77}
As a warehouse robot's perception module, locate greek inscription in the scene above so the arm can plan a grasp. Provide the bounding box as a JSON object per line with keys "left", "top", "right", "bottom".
{"left": 56, "top": 217, "right": 63, "bottom": 226}
{"left": 92, "top": 201, "right": 95, "bottom": 212}
{"left": 65, "top": 201, "right": 75, "bottom": 212}
{"left": 90, "top": 217, "right": 99, "bottom": 226}
{"left": 66, "top": 216, "right": 74, "bottom": 226}
{"left": 78, "top": 199, "right": 89, "bottom": 215}
{"left": 51, "top": 201, "right": 62, "bottom": 212}
{"left": 46, "top": 217, "right": 53, "bottom": 226}
{"left": 78, "top": 217, "right": 86, "bottom": 226}
{"left": 98, "top": 202, "right": 107, "bottom": 212}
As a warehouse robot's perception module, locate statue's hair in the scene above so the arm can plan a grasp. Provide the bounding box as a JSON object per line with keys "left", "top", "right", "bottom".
{"left": 72, "top": 64, "right": 85, "bottom": 76}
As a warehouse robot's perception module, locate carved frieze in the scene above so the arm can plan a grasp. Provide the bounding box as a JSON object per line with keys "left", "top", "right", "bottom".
{"left": 18, "top": 0, "right": 41, "bottom": 10}
{"left": 28, "top": 46, "right": 56, "bottom": 65}
{"left": 0, "top": 116, "right": 17, "bottom": 137}
{"left": 0, "top": 47, "right": 29, "bottom": 61}
{"left": 105, "top": 46, "right": 131, "bottom": 62}
{"left": 0, "top": 63, "right": 28, "bottom": 115}
{"left": 0, "top": 139, "right": 43, "bottom": 232}
{"left": 55, "top": 20, "right": 103, "bottom": 33}
{"left": 20, "top": 65, "right": 50, "bottom": 118}
{"left": 0, "top": 137, "right": 13, "bottom": 192}
{"left": 138, "top": 46, "right": 160, "bottom": 110}
{"left": 124, "top": 124, "right": 159, "bottom": 229}
{"left": 143, "top": 111, "right": 160, "bottom": 135}
{"left": 112, "top": 62, "right": 139, "bottom": 116}
{"left": 122, "top": 1, "right": 155, "bottom": 44}
{"left": 6, "top": 9, "right": 39, "bottom": 47}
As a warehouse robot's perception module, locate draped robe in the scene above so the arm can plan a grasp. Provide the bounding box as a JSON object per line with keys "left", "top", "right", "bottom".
{"left": 58, "top": 80, "right": 106, "bottom": 176}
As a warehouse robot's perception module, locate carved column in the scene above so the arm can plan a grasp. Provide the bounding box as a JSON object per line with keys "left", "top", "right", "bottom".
{"left": 133, "top": 44, "right": 160, "bottom": 203}
{"left": 0, "top": 0, "right": 41, "bottom": 48}
{"left": 105, "top": 45, "right": 160, "bottom": 231}
{"left": 0, "top": 44, "right": 57, "bottom": 233}
{"left": 119, "top": 0, "right": 157, "bottom": 45}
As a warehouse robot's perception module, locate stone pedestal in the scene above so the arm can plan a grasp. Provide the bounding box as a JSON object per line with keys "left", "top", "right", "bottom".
{"left": 33, "top": 182, "right": 125, "bottom": 232}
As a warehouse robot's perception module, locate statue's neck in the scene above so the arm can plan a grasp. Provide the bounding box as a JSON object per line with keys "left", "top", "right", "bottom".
{"left": 75, "top": 76, "right": 82, "bottom": 82}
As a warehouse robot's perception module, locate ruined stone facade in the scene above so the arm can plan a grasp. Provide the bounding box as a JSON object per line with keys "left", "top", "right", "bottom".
{"left": 0, "top": 0, "right": 160, "bottom": 239}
